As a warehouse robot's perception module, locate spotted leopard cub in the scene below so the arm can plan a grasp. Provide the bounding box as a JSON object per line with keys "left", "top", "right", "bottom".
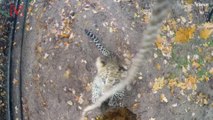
{"left": 85, "top": 29, "right": 126, "bottom": 107}
{"left": 92, "top": 54, "right": 126, "bottom": 107}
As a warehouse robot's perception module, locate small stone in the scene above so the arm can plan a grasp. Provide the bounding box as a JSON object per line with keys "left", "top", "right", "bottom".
{"left": 163, "top": 59, "right": 168, "bottom": 64}
{"left": 192, "top": 112, "right": 195, "bottom": 116}
{"left": 187, "top": 55, "right": 190, "bottom": 60}
{"left": 58, "top": 66, "right": 62, "bottom": 70}
{"left": 63, "top": 87, "right": 67, "bottom": 92}
{"left": 149, "top": 118, "right": 156, "bottom": 120}
{"left": 81, "top": 59, "right": 87, "bottom": 64}
{"left": 50, "top": 80, "right": 53, "bottom": 83}
{"left": 137, "top": 94, "right": 141, "bottom": 98}
{"left": 44, "top": 53, "right": 49, "bottom": 59}
{"left": 154, "top": 53, "right": 158, "bottom": 58}
{"left": 138, "top": 76, "right": 143, "bottom": 80}
{"left": 70, "top": 88, "right": 76, "bottom": 95}
{"left": 193, "top": 54, "right": 199, "bottom": 60}
{"left": 67, "top": 100, "right": 73, "bottom": 106}
{"left": 172, "top": 103, "right": 177, "bottom": 107}
{"left": 78, "top": 106, "right": 82, "bottom": 110}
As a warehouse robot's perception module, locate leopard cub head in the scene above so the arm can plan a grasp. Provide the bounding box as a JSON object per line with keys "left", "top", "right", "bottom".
{"left": 95, "top": 55, "right": 126, "bottom": 75}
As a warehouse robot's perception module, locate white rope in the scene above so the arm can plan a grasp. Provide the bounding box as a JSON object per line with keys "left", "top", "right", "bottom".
{"left": 81, "top": 0, "right": 173, "bottom": 119}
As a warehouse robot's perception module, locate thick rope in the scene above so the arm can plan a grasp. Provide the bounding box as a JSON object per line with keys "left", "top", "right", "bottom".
{"left": 81, "top": 0, "right": 173, "bottom": 119}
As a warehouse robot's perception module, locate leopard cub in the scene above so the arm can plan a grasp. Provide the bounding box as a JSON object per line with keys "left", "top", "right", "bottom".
{"left": 85, "top": 29, "right": 126, "bottom": 107}
{"left": 91, "top": 54, "right": 126, "bottom": 107}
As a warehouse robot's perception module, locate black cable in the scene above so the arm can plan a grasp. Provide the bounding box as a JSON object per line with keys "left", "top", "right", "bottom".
{"left": 19, "top": 0, "right": 29, "bottom": 119}
{"left": 7, "top": 0, "right": 29, "bottom": 119}
{"left": 7, "top": 0, "right": 20, "bottom": 119}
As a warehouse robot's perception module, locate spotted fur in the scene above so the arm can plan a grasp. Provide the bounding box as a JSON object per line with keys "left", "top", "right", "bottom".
{"left": 92, "top": 56, "right": 126, "bottom": 107}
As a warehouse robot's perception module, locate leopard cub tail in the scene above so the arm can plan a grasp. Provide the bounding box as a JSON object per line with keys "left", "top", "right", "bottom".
{"left": 84, "top": 29, "right": 110, "bottom": 56}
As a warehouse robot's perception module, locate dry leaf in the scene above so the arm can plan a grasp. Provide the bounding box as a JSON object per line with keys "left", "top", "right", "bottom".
{"left": 64, "top": 42, "right": 70, "bottom": 47}
{"left": 185, "top": 75, "right": 197, "bottom": 90}
{"left": 160, "top": 94, "right": 168, "bottom": 103}
{"left": 152, "top": 77, "right": 166, "bottom": 93}
{"left": 177, "top": 82, "right": 187, "bottom": 90}
{"left": 132, "top": 102, "right": 140, "bottom": 110}
{"left": 161, "top": 45, "right": 172, "bottom": 57}
{"left": 168, "top": 79, "right": 177, "bottom": 88}
{"left": 195, "top": 93, "right": 209, "bottom": 106}
{"left": 200, "top": 28, "right": 213, "bottom": 40}
{"left": 77, "top": 94, "right": 84, "bottom": 104}
{"left": 64, "top": 69, "right": 71, "bottom": 79}
{"left": 155, "top": 36, "right": 164, "bottom": 49}
{"left": 155, "top": 36, "right": 172, "bottom": 57}
{"left": 58, "top": 33, "right": 70, "bottom": 38}
{"left": 168, "top": 79, "right": 177, "bottom": 94}
{"left": 192, "top": 61, "right": 200, "bottom": 69}
{"left": 85, "top": 83, "right": 91, "bottom": 92}
{"left": 175, "top": 25, "right": 196, "bottom": 43}
{"left": 155, "top": 63, "right": 161, "bottom": 70}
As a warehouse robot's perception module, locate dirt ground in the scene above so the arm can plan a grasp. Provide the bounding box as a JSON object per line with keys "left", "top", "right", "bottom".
{"left": 11, "top": 0, "right": 213, "bottom": 120}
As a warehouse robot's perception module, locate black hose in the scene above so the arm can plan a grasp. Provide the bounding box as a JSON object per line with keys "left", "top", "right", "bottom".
{"left": 7, "top": 0, "right": 20, "bottom": 119}
{"left": 19, "top": 0, "right": 29, "bottom": 119}
{"left": 7, "top": 0, "right": 29, "bottom": 119}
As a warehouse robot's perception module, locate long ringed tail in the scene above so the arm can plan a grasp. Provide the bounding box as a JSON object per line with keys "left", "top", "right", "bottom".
{"left": 85, "top": 29, "right": 110, "bottom": 56}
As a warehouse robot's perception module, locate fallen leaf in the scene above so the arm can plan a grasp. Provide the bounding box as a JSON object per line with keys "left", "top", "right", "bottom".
{"left": 132, "top": 102, "right": 140, "bottom": 110}
{"left": 200, "top": 28, "right": 213, "bottom": 40}
{"left": 168, "top": 79, "right": 177, "bottom": 94}
{"left": 155, "top": 36, "right": 164, "bottom": 50}
{"left": 64, "top": 42, "right": 70, "bottom": 47}
{"left": 175, "top": 25, "right": 196, "bottom": 43}
{"left": 192, "top": 61, "right": 200, "bottom": 69}
{"left": 64, "top": 69, "right": 71, "bottom": 79}
{"left": 160, "top": 94, "right": 168, "bottom": 103}
{"left": 58, "top": 33, "right": 70, "bottom": 38}
{"left": 155, "top": 36, "right": 172, "bottom": 57}
{"left": 185, "top": 75, "right": 197, "bottom": 90}
{"left": 195, "top": 93, "right": 209, "bottom": 106}
{"left": 177, "top": 82, "right": 187, "bottom": 90}
{"left": 152, "top": 77, "right": 166, "bottom": 93}
{"left": 155, "top": 63, "right": 161, "bottom": 70}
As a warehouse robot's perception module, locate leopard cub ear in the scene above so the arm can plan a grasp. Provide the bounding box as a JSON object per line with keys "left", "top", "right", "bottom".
{"left": 96, "top": 57, "right": 106, "bottom": 68}
{"left": 100, "top": 59, "right": 106, "bottom": 66}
